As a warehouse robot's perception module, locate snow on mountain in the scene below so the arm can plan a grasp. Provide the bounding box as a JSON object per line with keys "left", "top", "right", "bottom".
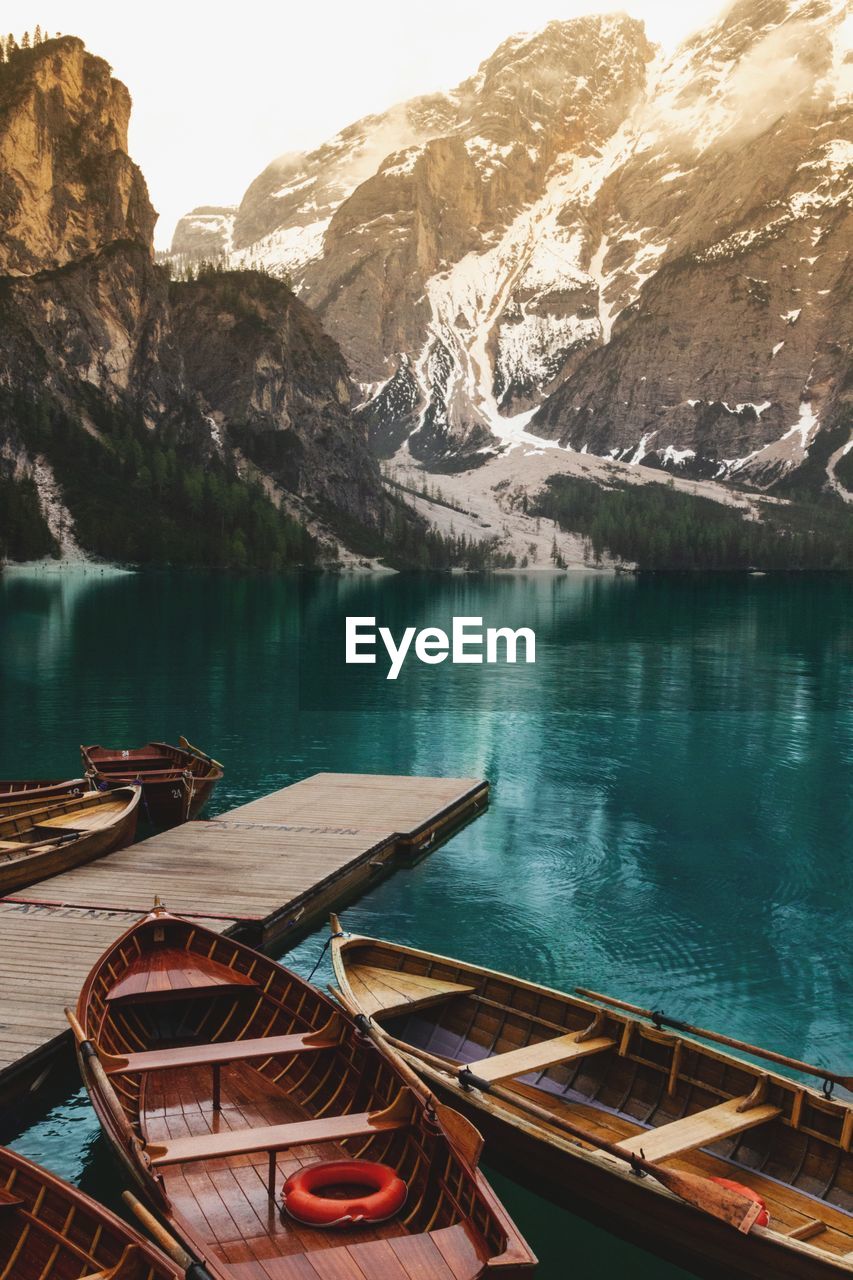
{"left": 172, "top": 0, "right": 852, "bottom": 483}
{"left": 170, "top": 206, "right": 236, "bottom": 258}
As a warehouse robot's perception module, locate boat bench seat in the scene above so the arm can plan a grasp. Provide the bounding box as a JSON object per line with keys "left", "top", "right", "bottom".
{"left": 104, "top": 1029, "right": 339, "bottom": 1075}
{"left": 146, "top": 1108, "right": 411, "bottom": 1169}
{"left": 463, "top": 1032, "right": 616, "bottom": 1084}
{"left": 33, "top": 818, "right": 90, "bottom": 832}
{"left": 96, "top": 756, "right": 172, "bottom": 771}
{"left": 615, "top": 1096, "right": 782, "bottom": 1163}
{"left": 0, "top": 1187, "right": 25, "bottom": 1211}
{"left": 350, "top": 964, "right": 476, "bottom": 1016}
{"left": 30, "top": 825, "right": 82, "bottom": 841}
{"left": 105, "top": 946, "right": 260, "bottom": 1003}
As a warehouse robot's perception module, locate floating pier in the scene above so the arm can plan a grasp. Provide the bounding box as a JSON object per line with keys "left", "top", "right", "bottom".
{"left": 0, "top": 772, "right": 487, "bottom": 1097}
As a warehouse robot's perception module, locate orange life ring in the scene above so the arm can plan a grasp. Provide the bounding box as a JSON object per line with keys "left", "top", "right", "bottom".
{"left": 709, "top": 1177, "right": 770, "bottom": 1227}
{"left": 281, "top": 1159, "right": 408, "bottom": 1228}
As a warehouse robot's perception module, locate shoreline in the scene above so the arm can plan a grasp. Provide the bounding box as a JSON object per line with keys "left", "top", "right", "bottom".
{"left": 4, "top": 558, "right": 850, "bottom": 580}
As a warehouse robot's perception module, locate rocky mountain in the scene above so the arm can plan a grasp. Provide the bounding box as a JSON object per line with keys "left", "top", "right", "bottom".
{"left": 0, "top": 36, "right": 382, "bottom": 564}
{"left": 174, "top": 0, "right": 852, "bottom": 484}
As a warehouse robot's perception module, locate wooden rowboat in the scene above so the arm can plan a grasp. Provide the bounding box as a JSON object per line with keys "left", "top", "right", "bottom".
{"left": 80, "top": 739, "right": 223, "bottom": 828}
{"left": 68, "top": 903, "right": 536, "bottom": 1279}
{"left": 331, "top": 924, "right": 853, "bottom": 1280}
{"left": 0, "top": 779, "right": 92, "bottom": 812}
{"left": 0, "top": 787, "right": 141, "bottom": 895}
{"left": 0, "top": 1143, "right": 182, "bottom": 1280}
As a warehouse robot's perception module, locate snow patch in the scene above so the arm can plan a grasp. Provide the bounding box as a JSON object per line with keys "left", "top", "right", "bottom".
{"left": 629, "top": 432, "right": 656, "bottom": 465}
{"left": 784, "top": 401, "right": 819, "bottom": 448}
{"left": 381, "top": 146, "right": 424, "bottom": 178}
{"left": 722, "top": 400, "right": 772, "bottom": 417}
{"left": 661, "top": 445, "right": 696, "bottom": 466}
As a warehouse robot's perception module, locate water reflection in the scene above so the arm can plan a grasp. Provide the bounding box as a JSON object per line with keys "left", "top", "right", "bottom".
{"left": 1, "top": 569, "right": 851, "bottom": 1277}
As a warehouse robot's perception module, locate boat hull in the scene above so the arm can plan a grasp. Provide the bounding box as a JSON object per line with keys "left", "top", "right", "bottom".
{"left": 421, "top": 1066, "right": 847, "bottom": 1280}
{"left": 330, "top": 932, "right": 853, "bottom": 1280}
{"left": 0, "top": 788, "right": 140, "bottom": 894}
{"left": 0, "top": 778, "right": 91, "bottom": 812}
{"left": 0, "top": 1144, "right": 180, "bottom": 1280}
{"left": 104, "top": 771, "right": 217, "bottom": 826}
{"left": 81, "top": 741, "right": 223, "bottom": 827}
{"left": 71, "top": 910, "right": 536, "bottom": 1280}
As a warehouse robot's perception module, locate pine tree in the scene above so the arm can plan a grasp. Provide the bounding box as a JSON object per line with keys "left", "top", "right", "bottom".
{"left": 21, "top": 30, "right": 30, "bottom": 48}
{"left": 34, "top": 24, "right": 41, "bottom": 43}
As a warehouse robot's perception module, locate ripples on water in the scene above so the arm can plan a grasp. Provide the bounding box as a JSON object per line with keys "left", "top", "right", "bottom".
{"left": 1, "top": 567, "right": 851, "bottom": 1278}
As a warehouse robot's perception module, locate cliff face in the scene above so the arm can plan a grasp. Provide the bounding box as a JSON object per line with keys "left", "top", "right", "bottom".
{"left": 0, "top": 37, "right": 382, "bottom": 562}
{"left": 168, "top": 272, "right": 379, "bottom": 518}
{"left": 0, "top": 38, "right": 155, "bottom": 275}
{"left": 176, "top": 0, "right": 852, "bottom": 484}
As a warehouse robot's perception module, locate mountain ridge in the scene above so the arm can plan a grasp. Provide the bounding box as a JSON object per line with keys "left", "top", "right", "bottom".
{"left": 172, "top": 0, "right": 852, "bottom": 486}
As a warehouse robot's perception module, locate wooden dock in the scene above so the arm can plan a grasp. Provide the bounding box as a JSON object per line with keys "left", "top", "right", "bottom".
{"left": 0, "top": 772, "right": 487, "bottom": 1098}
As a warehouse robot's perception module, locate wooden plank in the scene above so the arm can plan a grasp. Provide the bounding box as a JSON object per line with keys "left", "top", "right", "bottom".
{"left": 389, "top": 1233, "right": 459, "bottom": 1280}
{"left": 105, "top": 1030, "right": 338, "bottom": 1075}
{"left": 349, "top": 965, "right": 475, "bottom": 1015}
{"left": 615, "top": 1097, "right": 782, "bottom": 1163}
{"left": 105, "top": 947, "right": 258, "bottom": 1003}
{"left": 464, "top": 1033, "right": 616, "bottom": 1083}
{"left": 147, "top": 1111, "right": 409, "bottom": 1166}
{"left": 430, "top": 1224, "right": 489, "bottom": 1279}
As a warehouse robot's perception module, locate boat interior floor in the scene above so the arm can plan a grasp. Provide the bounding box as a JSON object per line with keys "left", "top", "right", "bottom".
{"left": 389, "top": 1016, "right": 853, "bottom": 1258}
{"left": 35, "top": 802, "right": 128, "bottom": 830}
{"left": 142, "top": 1062, "right": 481, "bottom": 1280}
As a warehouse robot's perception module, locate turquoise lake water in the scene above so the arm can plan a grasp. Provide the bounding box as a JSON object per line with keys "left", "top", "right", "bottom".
{"left": 1, "top": 566, "right": 851, "bottom": 1278}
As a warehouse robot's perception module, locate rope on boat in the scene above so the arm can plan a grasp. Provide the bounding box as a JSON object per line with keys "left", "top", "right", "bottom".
{"left": 134, "top": 776, "right": 155, "bottom": 826}
{"left": 307, "top": 928, "right": 345, "bottom": 983}
{"left": 183, "top": 769, "right": 195, "bottom": 822}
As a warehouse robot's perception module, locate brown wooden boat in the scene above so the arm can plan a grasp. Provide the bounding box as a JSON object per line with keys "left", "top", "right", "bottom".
{"left": 68, "top": 903, "right": 536, "bottom": 1280}
{"left": 0, "top": 787, "right": 141, "bottom": 894}
{"left": 80, "top": 738, "right": 223, "bottom": 828}
{"left": 0, "top": 1143, "right": 182, "bottom": 1280}
{"left": 0, "top": 778, "right": 93, "bottom": 815}
{"left": 331, "top": 924, "right": 853, "bottom": 1280}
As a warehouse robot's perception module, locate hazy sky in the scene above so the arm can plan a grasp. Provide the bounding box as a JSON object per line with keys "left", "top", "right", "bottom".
{"left": 10, "top": 2, "right": 727, "bottom": 246}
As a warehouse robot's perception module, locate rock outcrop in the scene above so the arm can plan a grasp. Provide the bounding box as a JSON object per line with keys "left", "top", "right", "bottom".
{"left": 170, "top": 206, "right": 236, "bottom": 259}
{"left": 0, "top": 38, "right": 154, "bottom": 275}
{"left": 168, "top": 271, "right": 379, "bottom": 518}
{"left": 175, "top": 0, "right": 852, "bottom": 483}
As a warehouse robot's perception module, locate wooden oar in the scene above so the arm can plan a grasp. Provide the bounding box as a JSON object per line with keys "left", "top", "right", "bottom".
{"left": 329, "top": 983, "right": 486, "bottom": 1171}
{"left": 378, "top": 1030, "right": 764, "bottom": 1234}
{"left": 575, "top": 988, "right": 853, "bottom": 1093}
{"left": 122, "top": 1192, "right": 216, "bottom": 1280}
{"left": 178, "top": 737, "right": 223, "bottom": 770}
{"left": 65, "top": 1009, "right": 143, "bottom": 1155}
